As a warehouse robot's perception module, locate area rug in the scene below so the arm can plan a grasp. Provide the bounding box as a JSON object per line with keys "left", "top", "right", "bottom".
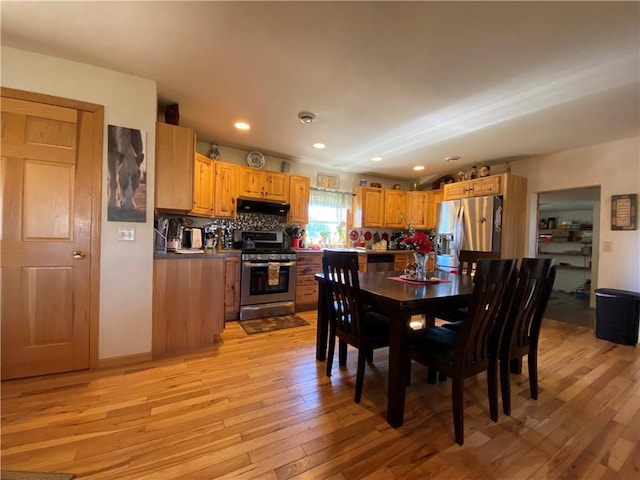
{"left": 1, "top": 471, "right": 75, "bottom": 480}
{"left": 239, "top": 314, "right": 310, "bottom": 334}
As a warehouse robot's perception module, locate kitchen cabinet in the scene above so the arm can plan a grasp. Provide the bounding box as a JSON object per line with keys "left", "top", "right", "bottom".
{"left": 190, "top": 153, "right": 214, "bottom": 216}
{"left": 224, "top": 255, "right": 240, "bottom": 320}
{"left": 153, "top": 258, "right": 225, "bottom": 358}
{"left": 214, "top": 161, "right": 238, "bottom": 218}
{"left": 406, "top": 189, "right": 443, "bottom": 229}
{"left": 384, "top": 189, "right": 407, "bottom": 228}
{"left": 352, "top": 187, "right": 384, "bottom": 228}
{"left": 239, "top": 167, "right": 289, "bottom": 201}
{"left": 296, "top": 251, "right": 323, "bottom": 312}
{"left": 444, "top": 175, "right": 502, "bottom": 200}
{"left": 393, "top": 252, "right": 413, "bottom": 272}
{"left": 288, "top": 175, "right": 310, "bottom": 224}
{"left": 155, "top": 122, "right": 195, "bottom": 211}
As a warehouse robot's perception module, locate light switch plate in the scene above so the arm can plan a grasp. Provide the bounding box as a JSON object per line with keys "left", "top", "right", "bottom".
{"left": 117, "top": 227, "right": 135, "bottom": 241}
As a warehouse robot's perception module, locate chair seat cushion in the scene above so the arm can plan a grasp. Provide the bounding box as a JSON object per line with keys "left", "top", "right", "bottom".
{"left": 364, "top": 311, "right": 391, "bottom": 341}
{"left": 410, "top": 326, "right": 459, "bottom": 362}
{"left": 441, "top": 320, "right": 464, "bottom": 332}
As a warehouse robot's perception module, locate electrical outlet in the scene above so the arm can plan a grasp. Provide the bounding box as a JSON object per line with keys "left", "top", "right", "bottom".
{"left": 603, "top": 241, "right": 612, "bottom": 252}
{"left": 117, "top": 227, "right": 135, "bottom": 241}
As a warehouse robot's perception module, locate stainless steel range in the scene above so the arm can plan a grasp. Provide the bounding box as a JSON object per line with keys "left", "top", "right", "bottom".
{"left": 234, "top": 230, "right": 297, "bottom": 320}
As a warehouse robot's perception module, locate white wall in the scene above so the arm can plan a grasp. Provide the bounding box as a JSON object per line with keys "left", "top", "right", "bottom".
{"left": 1, "top": 47, "right": 157, "bottom": 360}
{"left": 510, "top": 136, "right": 640, "bottom": 293}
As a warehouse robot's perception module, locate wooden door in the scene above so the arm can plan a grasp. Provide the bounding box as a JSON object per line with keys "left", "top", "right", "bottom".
{"left": 263, "top": 172, "right": 289, "bottom": 201}
{"left": 384, "top": 189, "right": 407, "bottom": 228}
{"left": 213, "top": 162, "right": 238, "bottom": 218}
{"left": 287, "top": 175, "right": 310, "bottom": 224}
{"left": 406, "top": 191, "right": 428, "bottom": 228}
{"left": 1, "top": 92, "right": 102, "bottom": 379}
{"left": 239, "top": 168, "right": 264, "bottom": 198}
{"left": 363, "top": 188, "right": 384, "bottom": 227}
{"left": 155, "top": 122, "right": 194, "bottom": 211}
{"left": 190, "top": 153, "right": 214, "bottom": 217}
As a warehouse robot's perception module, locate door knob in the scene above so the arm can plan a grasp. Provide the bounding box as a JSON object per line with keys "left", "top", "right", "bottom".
{"left": 72, "top": 251, "right": 86, "bottom": 260}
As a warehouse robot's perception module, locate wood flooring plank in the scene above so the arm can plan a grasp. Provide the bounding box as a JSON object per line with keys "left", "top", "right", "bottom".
{"left": 1, "top": 314, "right": 639, "bottom": 479}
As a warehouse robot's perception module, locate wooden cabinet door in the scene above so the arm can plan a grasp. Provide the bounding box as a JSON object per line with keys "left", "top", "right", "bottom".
{"left": 353, "top": 187, "right": 384, "bottom": 228}
{"left": 384, "top": 190, "right": 407, "bottom": 228}
{"left": 471, "top": 176, "right": 502, "bottom": 197}
{"left": 264, "top": 171, "right": 289, "bottom": 201}
{"left": 288, "top": 175, "right": 310, "bottom": 224}
{"left": 239, "top": 168, "right": 263, "bottom": 198}
{"left": 190, "top": 153, "right": 214, "bottom": 217}
{"left": 1, "top": 96, "right": 98, "bottom": 379}
{"left": 444, "top": 181, "right": 471, "bottom": 200}
{"left": 155, "top": 122, "right": 194, "bottom": 211}
{"left": 426, "top": 189, "right": 444, "bottom": 229}
{"left": 153, "top": 258, "right": 225, "bottom": 358}
{"left": 214, "top": 162, "right": 238, "bottom": 218}
{"left": 406, "top": 191, "right": 428, "bottom": 229}
{"left": 224, "top": 256, "right": 240, "bottom": 320}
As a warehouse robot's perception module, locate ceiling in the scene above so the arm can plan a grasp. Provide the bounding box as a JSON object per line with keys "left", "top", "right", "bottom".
{"left": 2, "top": 1, "right": 639, "bottom": 182}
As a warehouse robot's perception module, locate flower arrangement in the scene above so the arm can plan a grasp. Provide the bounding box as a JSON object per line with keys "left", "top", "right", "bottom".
{"left": 402, "top": 231, "right": 434, "bottom": 253}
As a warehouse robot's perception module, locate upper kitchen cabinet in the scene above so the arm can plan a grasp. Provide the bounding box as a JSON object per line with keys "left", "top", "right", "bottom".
{"left": 406, "top": 189, "right": 444, "bottom": 229}
{"left": 155, "top": 122, "right": 195, "bottom": 211}
{"left": 213, "top": 161, "right": 238, "bottom": 218}
{"left": 352, "top": 186, "right": 384, "bottom": 228}
{"left": 288, "top": 174, "right": 310, "bottom": 224}
{"left": 190, "top": 153, "right": 214, "bottom": 216}
{"left": 239, "top": 167, "right": 289, "bottom": 202}
{"left": 384, "top": 189, "right": 407, "bottom": 228}
{"left": 444, "top": 175, "right": 502, "bottom": 200}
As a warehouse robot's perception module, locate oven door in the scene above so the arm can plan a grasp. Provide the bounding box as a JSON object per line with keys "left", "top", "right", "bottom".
{"left": 241, "top": 260, "right": 296, "bottom": 306}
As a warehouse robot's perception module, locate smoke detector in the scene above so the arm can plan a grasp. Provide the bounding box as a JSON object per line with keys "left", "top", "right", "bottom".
{"left": 298, "top": 111, "right": 316, "bottom": 124}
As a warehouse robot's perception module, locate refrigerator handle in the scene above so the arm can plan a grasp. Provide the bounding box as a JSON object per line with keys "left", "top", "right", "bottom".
{"left": 495, "top": 205, "right": 503, "bottom": 232}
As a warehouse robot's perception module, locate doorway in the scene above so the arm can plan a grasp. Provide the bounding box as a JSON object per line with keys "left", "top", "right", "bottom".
{"left": 537, "top": 186, "right": 600, "bottom": 328}
{"left": 1, "top": 88, "right": 103, "bottom": 379}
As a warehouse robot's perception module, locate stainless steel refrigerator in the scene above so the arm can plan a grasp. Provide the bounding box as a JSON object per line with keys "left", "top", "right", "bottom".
{"left": 435, "top": 196, "right": 503, "bottom": 271}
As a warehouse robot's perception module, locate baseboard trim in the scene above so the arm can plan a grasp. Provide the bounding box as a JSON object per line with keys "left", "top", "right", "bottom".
{"left": 99, "top": 352, "right": 152, "bottom": 369}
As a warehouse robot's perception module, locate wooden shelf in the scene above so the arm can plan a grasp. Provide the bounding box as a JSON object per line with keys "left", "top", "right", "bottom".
{"left": 538, "top": 252, "right": 591, "bottom": 257}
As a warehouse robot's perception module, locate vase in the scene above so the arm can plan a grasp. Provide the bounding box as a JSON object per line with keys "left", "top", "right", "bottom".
{"left": 413, "top": 252, "right": 436, "bottom": 281}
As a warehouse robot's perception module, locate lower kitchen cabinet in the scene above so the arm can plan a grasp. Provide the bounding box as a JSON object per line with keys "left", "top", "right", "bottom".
{"left": 153, "top": 258, "right": 225, "bottom": 357}
{"left": 296, "top": 251, "right": 323, "bottom": 312}
{"left": 224, "top": 255, "right": 240, "bottom": 321}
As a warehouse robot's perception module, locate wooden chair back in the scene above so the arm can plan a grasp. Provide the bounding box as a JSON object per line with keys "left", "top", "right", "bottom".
{"left": 504, "top": 258, "right": 556, "bottom": 353}
{"left": 322, "top": 251, "right": 363, "bottom": 343}
{"left": 456, "top": 258, "right": 518, "bottom": 372}
{"left": 458, "top": 250, "right": 501, "bottom": 276}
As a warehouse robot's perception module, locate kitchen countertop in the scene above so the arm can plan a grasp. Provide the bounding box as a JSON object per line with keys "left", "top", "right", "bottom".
{"left": 154, "top": 249, "right": 242, "bottom": 259}
{"left": 293, "top": 248, "right": 409, "bottom": 254}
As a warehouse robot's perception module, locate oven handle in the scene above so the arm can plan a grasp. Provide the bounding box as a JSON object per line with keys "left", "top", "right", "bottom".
{"left": 243, "top": 261, "right": 297, "bottom": 268}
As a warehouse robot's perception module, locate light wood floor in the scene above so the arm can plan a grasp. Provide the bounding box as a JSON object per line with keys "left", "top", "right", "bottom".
{"left": 1, "top": 312, "right": 638, "bottom": 479}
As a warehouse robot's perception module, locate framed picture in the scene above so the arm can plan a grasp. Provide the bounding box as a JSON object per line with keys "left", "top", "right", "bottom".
{"left": 317, "top": 173, "right": 340, "bottom": 189}
{"left": 611, "top": 194, "right": 637, "bottom": 230}
{"left": 107, "top": 124, "right": 147, "bottom": 222}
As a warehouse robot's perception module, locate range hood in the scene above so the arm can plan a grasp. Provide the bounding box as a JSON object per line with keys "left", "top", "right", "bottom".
{"left": 236, "top": 197, "right": 290, "bottom": 216}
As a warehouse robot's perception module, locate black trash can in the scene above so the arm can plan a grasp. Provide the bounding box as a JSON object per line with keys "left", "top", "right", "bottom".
{"left": 595, "top": 288, "right": 640, "bottom": 345}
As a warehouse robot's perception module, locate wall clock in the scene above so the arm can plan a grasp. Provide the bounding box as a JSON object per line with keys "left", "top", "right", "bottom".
{"left": 246, "top": 151, "right": 265, "bottom": 169}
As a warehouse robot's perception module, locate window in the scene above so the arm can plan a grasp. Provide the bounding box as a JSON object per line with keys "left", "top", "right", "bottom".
{"left": 306, "top": 188, "right": 352, "bottom": 247}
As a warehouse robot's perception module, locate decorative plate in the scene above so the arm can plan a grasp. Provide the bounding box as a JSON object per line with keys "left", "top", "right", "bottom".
{"left": 349, "top": 230, "right": 359, "bottom": 241}
{"left": 246, "top": 151, "right": 265, "bottom": 169}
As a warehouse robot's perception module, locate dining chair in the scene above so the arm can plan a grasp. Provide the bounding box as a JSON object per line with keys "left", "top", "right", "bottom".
{"left": 408, "top": 258, "right": 517, "bottom": 445}
{"left": 322, "top": 250, "right": 390, "bottom": 403}
{"left": 426, "top": 249, "right": 501, "bottom": 326}
{"left": 499, "top": 258, "right": 556, "bottom": 415}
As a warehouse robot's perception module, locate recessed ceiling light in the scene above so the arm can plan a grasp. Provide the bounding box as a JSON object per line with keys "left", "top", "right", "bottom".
{"left": 234, "top": 121, "right": 250, "bottom": 130}
{"left": 413, "top": 165, "right": 425, "bottom": 171}
{"left": 445, "top": 155, "right": 461, "bottom": 162}
{"left": 298, "top": 111, "right": 317, "bottom": 124}
{"left": 371, "top": 156, "right": 382, "bottom": 162}
{"left": 313, "top": 142, "right": 326, "bottom": 149}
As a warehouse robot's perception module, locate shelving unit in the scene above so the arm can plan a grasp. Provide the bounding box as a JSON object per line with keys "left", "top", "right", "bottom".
{"left": 537, "top": 227, "right": 592, "bottom": 292}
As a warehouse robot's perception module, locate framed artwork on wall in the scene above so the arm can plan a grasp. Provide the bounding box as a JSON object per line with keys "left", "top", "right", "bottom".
{"left": 611, "top": 194, "right": 636, "bottom": 230}
{"left": 317, "top": 173, "right": 340, "bottom": 189}
{"left": 107, "top": 124, "right": 147, "bottom": 222}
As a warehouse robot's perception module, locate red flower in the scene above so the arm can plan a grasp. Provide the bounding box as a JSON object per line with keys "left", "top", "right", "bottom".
{"left": 402, "top": 232, "right": 434, "bottom": 253}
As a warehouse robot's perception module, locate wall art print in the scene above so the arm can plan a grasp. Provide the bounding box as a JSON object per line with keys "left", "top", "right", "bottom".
{"left": 611, "top": 193, "right": 637, "bottom": 230}
{"left": 107, "top": 124, "right": 147, "bottom": 222}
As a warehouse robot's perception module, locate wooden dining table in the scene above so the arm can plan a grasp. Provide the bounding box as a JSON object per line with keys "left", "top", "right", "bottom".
{"left": 315, "top": 270, "right": 474, "bottom": 428}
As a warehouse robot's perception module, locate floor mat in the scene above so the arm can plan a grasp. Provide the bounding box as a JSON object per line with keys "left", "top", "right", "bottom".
{"left": 239, "top": 314, "right": 310, "bottom": 334}
{"left": 1, "top": 472, "right": 75, "bottom": 480}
